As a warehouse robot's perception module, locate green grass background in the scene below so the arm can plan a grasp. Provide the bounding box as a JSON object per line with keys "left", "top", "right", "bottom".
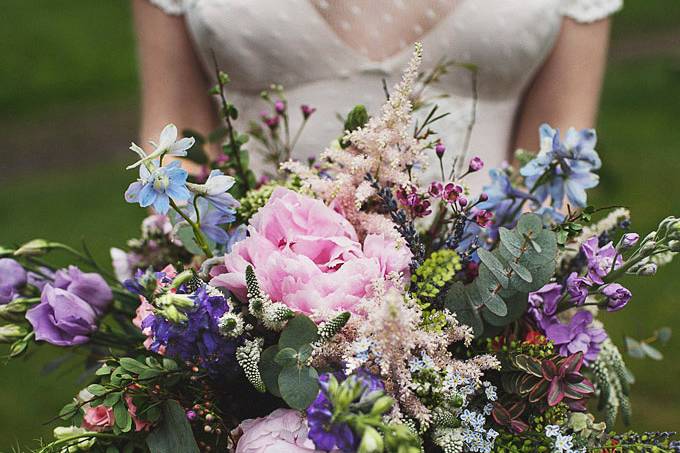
{"left": 1, "top": 0, "right": 679, "bottom": 448}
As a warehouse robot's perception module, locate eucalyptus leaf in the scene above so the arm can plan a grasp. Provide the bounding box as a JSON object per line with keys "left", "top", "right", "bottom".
{"left": 483, "top": 292, "right": 508, "bottom": 317}
{"left": 147, "top": 400, "right": 200, "bottom": 453}
{"left": 499, "top": 227, "right": 523, "bottom": 257}
{"left": 259, "top": 345, "right": 283, "bottom": 397}
{"left": 279, "top": 315, "right": 319, "bottom": 350}
{"left": 278, "top": 365, "right": 320, "bottom": 410}
{"left": 275, "top": 347, "right": 298, "bottom": 367}
{"left": 507, "top": 261, "right": 532, "bottom": 283}
{"left": 477, "top": 249, "right": 509, "bottom": 287}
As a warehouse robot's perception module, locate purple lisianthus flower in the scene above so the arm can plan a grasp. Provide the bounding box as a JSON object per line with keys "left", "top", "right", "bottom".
{"left": 520, "top": 124, "right": 601, "bottom": 209}
{"left": 601, "top": 283, "right": 632, "bottom": 312}
{"left": 0, "top": 258, "right": 27, "bottom": 289}
{"left": 541, "top": 311, "right": 607, "bottom": 362}
{"left": 566, "top": 272, "right": 591, "bottom": 305}
{"left": 53, "top": 266, "right": 113, "bottom": 315}
{"left": 581, "top": 236, "right": 622, "bottom": 285}
{"left": 621, "top": 233, "right": 640, "bottom": 248}
{"left": 528, "top": 283, "right": 563, "bottom": 318}
{"left": 125, "top": 160, "right": 191, "bottom": 214}
{"left": 27, "top": 268, "right": 55, "bottom": 292}
{"left": 0, "top": 258, "right": 26, "bottom": 304}
{"left": 25, "top": 285, "right": 98, "bottom": 346}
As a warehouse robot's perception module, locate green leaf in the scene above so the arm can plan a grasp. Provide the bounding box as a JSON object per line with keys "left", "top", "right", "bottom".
{"left": 59, "top": 402, "right": 77, "bottom": 420}
{"left": 477, "top": 249, "right": 509, "bottom": 287}
{"left": 275, "top": 347, "right": 299, "bottom": 367}
{"left": 508, "top": 261, "right": 532, "bottom": 283}
{"left": 176, "top": 224, "right": 207, "bottom": 256}
{"left": 119, "top": 358, "right": 148, "bottom": 375}
{"left": 483, "top": 292, "right": 508, "bottom": 317}
{"left": 103, "top": 392, "right": 121, "bottom": 407}
{"left": 499, "top": 227, "right": 523, "bottom": 257}
{"left": 95, "top": 365, "right": 112, "bottom": 376}
{"left": 147, "top": 400, "right": 200, "bottom": 453}
{"left": 259, "top": 345, "right": 283, "bottom": 397}
{"left": 279, "top": 315, "right": 318, "bottom": 350}
{"left": 278, "top": 365, "right": 320, "bottom": 410}
{"left": 298, "top": 343, "right": 314, "bottom": 363}
{"left": 87, "top": 384, "right": 107, "bottom": 396}
{"left": 114, "top": 399, "right": 132, "bottom": 432}
{"left": 516, "top": 213, "right": 542, "bottom": 236}
{"left": 162, "top": 358, "right": 179, "bottom": 371}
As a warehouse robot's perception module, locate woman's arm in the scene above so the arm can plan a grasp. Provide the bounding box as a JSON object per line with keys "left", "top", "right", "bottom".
{"left": 513, "top": 17, "right": 611, "bottom": 152}
{"left": 132, "top": 0, "right": 218, "bottom": 173}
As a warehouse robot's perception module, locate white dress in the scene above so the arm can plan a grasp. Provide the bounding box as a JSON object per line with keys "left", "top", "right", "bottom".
{"left": 146, "top": 0, "right": 622, "bottom": 189}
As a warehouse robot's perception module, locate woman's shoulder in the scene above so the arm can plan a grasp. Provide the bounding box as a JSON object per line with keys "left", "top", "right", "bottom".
{"left": 145, "top": 0, "right": 197, "bottom": 16}
{"left": 561, "top": 0, "right": 623, "bottom": 23}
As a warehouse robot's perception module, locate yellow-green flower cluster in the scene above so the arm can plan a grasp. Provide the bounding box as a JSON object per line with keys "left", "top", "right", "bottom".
{"left": 236, "top": 178, "right": 302, "bottom": 222}
{"left": 411, "top": 249, "right": 462, "bottom": 305}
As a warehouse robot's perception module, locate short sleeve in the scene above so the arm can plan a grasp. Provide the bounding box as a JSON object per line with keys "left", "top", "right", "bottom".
{"left": 146, "top": 0, "right": 194, "bottom": 16}
{"left": 561, "top": 0, "right": 623, "bottom": 23}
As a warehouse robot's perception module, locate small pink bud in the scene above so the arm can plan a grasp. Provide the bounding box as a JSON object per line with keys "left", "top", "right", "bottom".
{"left": 478, "top": 193, "right": 489, "bottom": 202}
{"left": 458, "top": 196, "right": 468, "bottom": 207}
{"left": 435, "top": 143, "right": 446, "bottom": 158}
{"left": 468, "top": 156, "right": 484, "bottom": 172}
{"left": 301, "top": 104, "right": 316, "bottom": 119}
{"left": 274, "top": 100, "right": 286, "bottom": 114}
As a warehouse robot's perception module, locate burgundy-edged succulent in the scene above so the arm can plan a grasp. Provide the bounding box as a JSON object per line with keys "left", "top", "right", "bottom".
{"left": 502, "top": 351, "right": 594, "bottom": 412}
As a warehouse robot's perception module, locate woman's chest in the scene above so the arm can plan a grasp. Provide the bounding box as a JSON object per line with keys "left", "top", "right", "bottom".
{"left": 185, "top": 0, "right": 564, "bottom": 97}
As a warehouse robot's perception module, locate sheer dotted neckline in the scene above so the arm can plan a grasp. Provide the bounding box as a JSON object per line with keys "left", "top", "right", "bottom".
{"left": 309, "top": 0, "right": 458, "bottom": 62}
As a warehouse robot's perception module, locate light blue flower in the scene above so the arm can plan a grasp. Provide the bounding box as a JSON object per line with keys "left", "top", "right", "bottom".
{"left": 125, "top": 160, "right": 190, "bottom": 214}
{"left": 187, "top": 169, "right": 240, "bottom": 213}
{"left": 520, "top": 124, "right": 601, "bottom": 209}
{"left": 187, "top": 198, "right": 236, "bottom": 245}
{"left": 224, "top": 224, "right": 247, "bottom": 253}
{"left": 127, "top": 124, "right": 195, "bottom": 170}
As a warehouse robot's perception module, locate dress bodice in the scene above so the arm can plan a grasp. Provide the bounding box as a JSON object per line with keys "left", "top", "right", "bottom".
{"left": 147, "top": 0, "right": 622, "bottom": 188}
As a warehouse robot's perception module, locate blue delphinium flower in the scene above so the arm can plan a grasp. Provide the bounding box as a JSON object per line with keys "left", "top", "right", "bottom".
{"left": 187, "top": 169, "right": 240, "bottom": 213}
{"left": 126, "top": 124, "right": 195, "bottom": 170}
{"left": 175, "top": 198, "right": 237, "bottom": 245}
{"left": 224, "top": 224, "right": 247, "bottom": 253}
{"left": 141, "top": 286, "right": 237, "bottom": 375}
{"left": 306, "top": 370, "right": 385, "bottom": 452}
{"left": 520, "top": 124, "right": 601, "bottom": 209}
{"left": 125, "top": 160, "right": 191, "bottom": 214}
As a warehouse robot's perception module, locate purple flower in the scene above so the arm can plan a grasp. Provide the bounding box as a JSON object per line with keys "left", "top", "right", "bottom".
{"left": 301, "top": 104, "right": 316, "bottom": 119}
{"left": 566, "top": 272, "right": 591, "bottom": 305}
{"left": 528, "top": 283, "right": 563, "bottom": 318}
{"left": 468, "top": 156, "right": 484, "bottom": 172}
{"left": 53, "top": 266, "right": 112, "bottom": 315}
{"left": 435, "top": 143, "right": 446, "bottom": 158}
{"left": 581, "top": 236, "right": 622, "bottom": 285}
{"left": 0, "top": 258, "right": 27, "bottom": 290}
{"left": 601, "top": 283, "right": 631, "bottom": 312}
{"left": 541, "top": 311, "right": 607, "bottom": 362}
{"left": 621, "top": 233, "right": 640, "bottom": 248}
{"left": 307, "top": 371, "right": 383, "bottom": 452}
{"left": 25, "top": 285, "right": 98, "bottom": 346}
{"left": 474, "top": 209, "right": 494, "bottom": 228}
{"left": 274, "top": 100, "right": 286, "bottom": 115}
{"left": 428, "top": 181, "right": 443, "bottom": 198}
{"left": 0, "top": 259, "right": 26, "bottom": 304}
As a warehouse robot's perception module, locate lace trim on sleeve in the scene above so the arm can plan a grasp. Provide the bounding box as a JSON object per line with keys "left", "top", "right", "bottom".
{"left": 561, "top": 0, "right": 623, "bottom": 23}
{"left": 146, "top": 0, "right": 193, "bottom": 16}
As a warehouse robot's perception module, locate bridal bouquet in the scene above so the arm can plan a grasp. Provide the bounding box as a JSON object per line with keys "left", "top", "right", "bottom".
{"left": 4, "top": 45, "right": 680, "bottom": 453}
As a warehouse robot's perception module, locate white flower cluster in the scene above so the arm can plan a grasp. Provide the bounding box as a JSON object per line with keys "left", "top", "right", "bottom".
{"left": 545, "top": 424, "right": 585, "bottom": 453}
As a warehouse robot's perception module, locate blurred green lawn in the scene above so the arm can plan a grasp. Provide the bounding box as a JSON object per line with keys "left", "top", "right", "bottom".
{"left": 1, "top": 0, "right": 679, "bottom": 449}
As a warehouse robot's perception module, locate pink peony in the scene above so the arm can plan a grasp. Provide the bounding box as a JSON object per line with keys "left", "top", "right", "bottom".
{"left": 235, "top": 408, "right": 335, "bottom": 453}
{"left": 210, "top": 188, "right": 411, "bottom": 316}
{"left": 82, "top": 405, "right": 115, "bottom": 432}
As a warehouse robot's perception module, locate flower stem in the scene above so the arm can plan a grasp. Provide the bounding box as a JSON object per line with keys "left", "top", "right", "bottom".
{"left": 170, "top": 200, "right": 213, "bottom": 258}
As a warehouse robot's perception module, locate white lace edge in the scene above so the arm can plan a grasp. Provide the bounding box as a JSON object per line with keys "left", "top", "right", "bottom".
{"left": 561, "top": 0, "right": 623, "bottom": 24}
{"left": 146, "top": 0, "right": 194, "bottom": 16}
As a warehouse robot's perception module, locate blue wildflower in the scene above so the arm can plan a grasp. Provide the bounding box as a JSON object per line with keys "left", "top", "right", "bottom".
{"left": 520, "top": 124, "right": 601, "bottom": 209}
{"left": 187, "top": 169, "right": 240, "bottom": 213}
{"left": 224, "top": 224, "right": 247, "bottom": 253}
{"left": 125, "top": 160, "right": 191, "bottom": 214}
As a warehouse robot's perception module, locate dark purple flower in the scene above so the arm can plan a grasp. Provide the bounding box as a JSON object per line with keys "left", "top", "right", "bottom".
{"left": 478, "top": 192, "right": 489, "bottom": 202}
{"left": 541, "top": 311, "right": 607, "bottom": 362}
{"left": 468, "top": 156, "right": 484, "bottom": 173}
{"left": 566, "top": 272, "right": 591, "bottom": 305}
{"left": 474, "top": 209, "right": 494, "bottom": 228}
{"left": 25, "top": 285, "right": 98, "bottom": 346}
{"left": 0, "top": 258, "right": 27, "bottom": 290}
{"left": 301, "top": 104, "right": 316, "bottom": 119}
{"left": 601, "top": 283, "right": 631, "bottom": 312}
{"left": 260, "top": 111, "right": 280, "bottom": 129}
{"left": 435, "top": 143, "right": 446, "bottom": 158}
{"left": 581, "top": 236, "right": 622, "bottom": 285}
{"left": 53, "top": 266, "right": 112, "bottom": 315}
{"left": 528, "top": 283, "right": 563, "bottom": 318}
{"left": 621, "top": 233, "right": 639, "bottom": 248}
{"left": 442, "top": 183, "right": 462, "bottom": 203}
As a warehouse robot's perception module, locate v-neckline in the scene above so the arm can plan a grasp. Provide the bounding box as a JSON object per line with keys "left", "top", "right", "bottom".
{"left": 305, "top": 0, "right": 460, "bottom": 72}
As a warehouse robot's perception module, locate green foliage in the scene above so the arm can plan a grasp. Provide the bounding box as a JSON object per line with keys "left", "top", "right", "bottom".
{"left": 236, "top": 179, "right": 302, "bottom": 222}
{"left": 258, "top": 314, "right": 321, "bottom": 410}
{"left": 146, "top": 400, "right": 200, "bottom": 453}
{"left": 341, "top": 104, "right": 369, "bottom": 148}
{"left": 444, "top": 213, "right": 558, "bottom": 337}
